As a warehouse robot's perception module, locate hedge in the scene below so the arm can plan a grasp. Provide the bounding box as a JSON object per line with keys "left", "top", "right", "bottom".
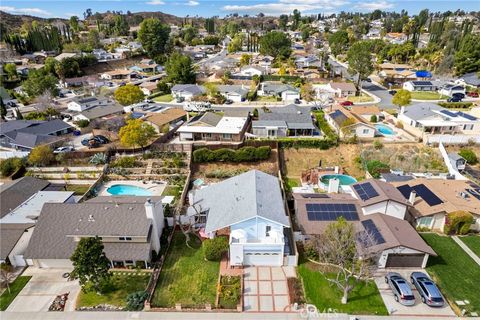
{"left": 438, "top": 102, "right": 473, "bottom": 109}
{"left": 444, "top": 211, "right": 474, "bottom": 235}
{"left": 263, "top": 75, "right": 301, "bottom": 82}
{"left": 277, "top": 138, "right": 337, "bottom": 149}
{"left": 192, "top": 146, "right": 271, "bottom": 163}
{"left": 203, "top": 237, "right": 229, "bottom": 261}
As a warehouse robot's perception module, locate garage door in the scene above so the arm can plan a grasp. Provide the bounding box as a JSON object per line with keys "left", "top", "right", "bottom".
{"left": 37, "top": 259, "right": 73, "bottom": 268}
{"left": 243, "top": 251, "right": 282, "bottom": 266}
{"left": 385, "top": 254, "right": 425, "bottom": 268}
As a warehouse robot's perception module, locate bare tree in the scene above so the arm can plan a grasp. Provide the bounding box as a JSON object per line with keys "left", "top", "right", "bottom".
{"left": 0, "top": 263, "right": 16, "bottom": 294}
{"left": 34, "top": 91, "right": 54, "bottom": 113}
{"left": 312, "top": 218, "right": 378, "bottom": 304}
{"left": 173, "top": 190, "right": 204, "bottom": 248}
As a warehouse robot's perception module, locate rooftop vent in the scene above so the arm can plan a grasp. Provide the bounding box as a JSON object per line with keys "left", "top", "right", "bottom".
{"left": 88, "top": 215, "right": 95, "bottom": 222}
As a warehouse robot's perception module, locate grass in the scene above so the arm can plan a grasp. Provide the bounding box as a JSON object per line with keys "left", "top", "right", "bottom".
{"left": 65, "top": 184, "right": 91, "bottom": 195}
{"left": 421, "top": 233, "right": 480, "bottom": 315}
{"left": 459, "top": 235, "right": 480, "bottom": 257}
{"left": 255, "top": 95, "right": 279, "bottom": 102}
{"left": 298, "top": 262, "right": 387, "bottom": 315}
{"left": 286, "top": 177, "right": 300, "bottom": 189}
{"left": 151, "top": 232, "right": 219, "bottom": 308}
{"left": 410, "top": 91, "right": 448, "bottom": 100}
{"left": 0, "top": 276, "right": 32, "bottom": 311}
{"left": 348, "top": 94, "right": 374, "bottom": 103}
{"left": 218, "top": 276, "right": 241, "bottom": 309}
{"left": 162, "top": 185, "right": 182, "bottom": 200}
{"left": 153, "top": 94, "right": 173, "bottom": 102}
{"left": 76, "top": 272, "right": 150, "bottom": 308}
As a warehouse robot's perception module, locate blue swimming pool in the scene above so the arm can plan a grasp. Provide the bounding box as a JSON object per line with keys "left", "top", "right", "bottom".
{"left": 320, "top": 174, "right": 357, "bottom": 186}
{"left": 375, "top": 124, "right": 395, "bottom": 136}
{"left": 107, "top": 184, "right": 152, "bottom": 196}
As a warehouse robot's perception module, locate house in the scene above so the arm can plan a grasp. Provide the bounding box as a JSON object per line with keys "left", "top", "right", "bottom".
{"left": 1, "top": 223, "right": 35, "bottom": 267}
{"left": 62, "top": 76, "right": 97, "bottom": 88}
{"left": 217, "top": 85, "right": 249, "bottom": 102}
{"left": 403, "top": 81, "right": 436, "bottom": 92}
{"left": 384, "top": 32, "right": 407, "bottom": 44}
{"left": 145, "top": 108, "right": 187, "bottom": 133}
{"left": 54, "top": 52, "right": 80, "bottom": 61}
{"left": 177, "top": 112, "right": 249, "bottom": 142}
{"left": 237, "top": 65, "right": 266, "bottom": 77}
{"left": 293, "top": 193, "right": 436, "bottom": 268}
{"left": 252, "top": 104, "right": 317, "bottom": 138}
{"left": 295, "top": 55, "right": 321, "bottom": 69}
{"left": 100, "top": 69, "right": 138, "bottom": 81}
{"left": 129, "top": 63, "right": 161, "bottom": 73}
{"left": 448, "top": 153, "right": 466, "bottom": 171}
{"left": 328, "top": 82, "right": 357, "bottom": 98}
{"left": 325, "top": 107, "right": 376, "bottom": 138}
{"left": 392, "top": 179, "right": 480, "bottom": 232}
{"left": 190, "top": 170, "right": 295, "bottom": 266}
{"left": 456, "top": 72, "right": 480, "bottom": 88}
{"left": 350, "top": 105, "right": 382, "bottom": 122}
{"left": 24, "top": 196, "right": 164, "bottom": 268}
{"left": 171, "top": 84, "right": 205, "bottom": 101}
{"left": 139, "top": 82, "right": 158, "bottom": 96}
{"left": 67, "top": 96, "right": 102, "bottom": 112}
{"left": 258, "top": 82, "right": 300, "bottom": 102}
{"left": 0, "top": 120, "right": 74, "bottom": 151}
{"left": 378, "top": 63, "right": 416, "bottom": 85}
{"left": 438, "top": 83, "right": 466, "bottom": 97}
{"left": 72, "top": 104, "right": 124, "bottom": 122}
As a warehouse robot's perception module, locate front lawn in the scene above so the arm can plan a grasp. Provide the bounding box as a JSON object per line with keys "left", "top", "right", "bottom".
{"left": 0, "top": 276, "right": 32, "bottom": 311}
{"left": 298, "top": 262, "right": 387, "bottom": 315}
{"left": 459, "top": 235, "right": 480, "bottom": 257}
{"left": 151, "top": 232, "right": 219, "bottom": 308}
{"left": 410, "top": 91, "right": 448, "bottom": 100}
{"left": 255, "top": 96, "right": 279, "bottom": 102}
{"left": 76, "top": 272, "right": 150, "bottom": 308}
{"left": 348, "top": 94, "right": 374, "bottom": 103}
{"left": 153, "top": 94, "right": 173, "bottom": 102}
{"left": 421, "top": 233, "right": 480, "bottom": 315}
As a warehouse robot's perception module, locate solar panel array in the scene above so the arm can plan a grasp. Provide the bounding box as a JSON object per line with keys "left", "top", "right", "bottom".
{"left": 458, "top": 111, "right": 478, "bottom": 121}
{"left": 306, "top": 203, "right": 359, "bottom": 221}
{"left": 412, "top": 81, "right": 433, "bottom": 86}
{"left": 361, "top": 219, "right": 385, "bottom": 246}
{"left": 440, "top": 110, "right": 458, "bottom": 117}
{"left": 397, "top": 184, "right": 444, "bottom": 206}
{"left": 466, "top": 188, "right": 480, "bottom": 201}
{"left": 353, "top": 182, "right": 379, "bottom": 201}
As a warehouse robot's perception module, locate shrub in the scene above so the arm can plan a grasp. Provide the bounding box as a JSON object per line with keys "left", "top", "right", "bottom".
{"left": 75, "top": 119, "right": 90, "bottom": 128}
{"left": 370, "top": 115, "right": 377, "bottom": 123}
{"left": 0, "top": 157, "right": 25, "bottom": 177}
{"left": 192, "top": 146, "right": 271, "bottom": 163}
{"left": 89, "top": 153, "right": 108, "bottom": 165}
{"left": 438, "top": 102, "right": 473, "bottom": 109}
{"left": 252, "top": 108, "right": 259, "bottom": 118}
{"left": 278, "top": 138, "right": 337, "bottom": 149}
{"left": 110, "top": 156, "right": 139, "bottom": 168}
{"left": 366, "top": 160, "right": 390, "bottom": 178}
{"left": 203, "top": 237, "right": 229, "bottom": 261}
{"left": 28, "top": 145, "right": 55, "bottom": 166}
{"left": 254, "top": 146, "right": 271, "bottom": 160}
{"left": 234, "top": 146, "right": 256, "bottom": 162}
{"left": 213, "top": 148, "right": 236, "bottom": 162}
{"left": 459, "top": 148, "right": 478, "bottom": 165}
{"left": 125, "top": 291, "right": 148, "bottom": 311}
{"left": 373, "top": 140, "right": 383, "bottom": 150}
{"left": 444, "top": 211, "right": 474, "bottom": 235}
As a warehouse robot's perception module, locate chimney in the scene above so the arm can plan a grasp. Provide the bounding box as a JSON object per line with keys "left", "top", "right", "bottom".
{"left": 328, "top": 178, "right": 340, "bottom": 193}
{"left": 145, "top": 199, "right": 164, "bottom": 254}
{"left": 408, "top": 191, "right": 416, "bottom": 204}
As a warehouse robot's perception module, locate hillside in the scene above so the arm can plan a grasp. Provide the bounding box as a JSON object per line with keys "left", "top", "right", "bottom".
{"left": 0, "top": 11, "right": 67, "bottom": 31}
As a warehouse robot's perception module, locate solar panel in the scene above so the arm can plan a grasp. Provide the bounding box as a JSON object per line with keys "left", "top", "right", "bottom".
{"left": 412, "top": 81, "right": 432, "bottom": 86}
{"left": 306, "top": 202, "right": 359, "bottom": 221}
{"left": 397, "top": 184, "right": 443, "bottom": 206}
{"left": 440, "top": 110, "right": 458, "bottom": 117}
{"left": 361, "top": 219, "right": 385, "bottom": 246}
{"left": 353, "top": 182, "right": 379, "bottom": 201}
{"left": 466, "top": 189, "right": 480, "bottom": 201}
{"left": 458, "top": 112, "right": 477, "bottom": 121}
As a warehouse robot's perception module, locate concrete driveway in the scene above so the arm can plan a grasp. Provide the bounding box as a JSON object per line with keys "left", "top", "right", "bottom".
{"left": 374, "top": 269, "right": 456, "bottom": 317}
{"left": 7, "top": 267, "right": 80, "bottom": 312}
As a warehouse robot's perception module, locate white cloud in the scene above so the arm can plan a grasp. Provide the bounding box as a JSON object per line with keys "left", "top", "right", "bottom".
{"left": 354, "top": 1, "right": 394, "bottom": 11}
{"left": 186, "top": 0, "right": 199, "bottom": 6}
{"left": 146, "top": 0, "right": 165, "bottom": 5}
{"left": 0, "top": 5, "right": 51, "bottom": 17}
{"left": 223, "top": 0, "right": 348, "bottom": 15}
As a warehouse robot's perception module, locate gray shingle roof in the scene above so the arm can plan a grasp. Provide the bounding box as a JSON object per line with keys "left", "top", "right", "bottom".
{"left": 78, "top": 105, "right": 124, "bottom": 120}
{"left": 328, "top": 109, "right": 348, "bottom": 126}
{"left": 461, "top": 72, "right": 480, "bottom": 86}
{"left": 171, "top": 84, "right": 205, "bottom": 95}
{"left": 0, "top": 120, "right": 73, "bottom": 149}
{"left": 189, "top": 112, "right": 222, "bottom": 127}
{"left": 217, "top": 85, "right": 249, "bottom": 96}
{"left": 401, "top": 103, "right": 442, "bottom": 121}
{"left": 191, "top": 170, "right": 290, "bottom": 233}
{"left": 0, "top": 177, "right": 50, "bottom": 219}
{"left": 257, "top": 105, "right": 315, "bottom": 130}
{"left": 0, "top": 223, "right": 34, "bottom": 260}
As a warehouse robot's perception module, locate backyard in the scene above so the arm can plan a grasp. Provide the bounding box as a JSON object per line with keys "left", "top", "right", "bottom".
{"left": 65, "top": 184, "right": 91, "bottom": 196}
{"left": 76, "top": 272, "right": 150, "bottom": 309}
{"left": 421, "top": 233, "right": 480, "bottom": 316}
{"left": 410, "top": 91, "right": 448, "bottom": 100}
{"left": 459, "top": 235, "right": 480, "bottom": 257}
{"left": 151, "top": 233, "right": 220, "bottom": 308}
{"left": 0, "top": 276, "right": 32, "bottom": 311}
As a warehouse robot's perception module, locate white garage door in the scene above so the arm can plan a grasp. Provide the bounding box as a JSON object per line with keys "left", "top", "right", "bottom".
{"left": 37, "top": 259, "right": 72, "bottom": 268}
{"left": 243, "top": 251, "right": 282, "bottom": 266}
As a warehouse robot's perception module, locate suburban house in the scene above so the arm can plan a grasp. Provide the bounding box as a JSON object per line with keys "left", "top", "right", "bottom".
{"left": 100, "top": 69, "right": 138, "bottom": 81}
{"left": 252, "top": 104, "right": 317, "bottom": 138}
{"left": 54, "top": 52, "right": 79, "bottom": 61}
{"left": 378, "top": 63, "right": 416, "bottom": 85}
{"left": 237, "top": 65, "right": 266, "bottom": 77}
{"left": 139, "top": 82, "right": 159, "bottom": 96}
{"left": 24, "top": 196, "right": 165, "bottom": 268}
{"left": 0, "top": 120, "right": 74, "bottom": 151}
{"left": 145, "top": 108, "right": 187, "bottom": 133}
{"left": 325, "top": 106, "right": 376, "bottom": 138}
{"left": 438, "top": 83, "right": 466, "bottom": 97}
{"left": 328, "top": 82, "right": 357, "bottom": 98}
{"left": 392, "top": 179, "right": 480, "bottom": 232}
{"left": 129, "top": 63, "right": 161, "bottom": 73}
{"left": 1, "top": 224, "right": 35, "bottom": 267}
{"left": 189, "top": 170, "right": 296, "bottom": 266}
{"left": 72, "top": 104, "right": 124, "bottom": 122}
{"left": 67, "top": 96, "right": 112, "bottom": 112}
{"left": 62, "top": 76, "right": 97, "bottom": 88}
{"left": 217, "top": 85, "right": 249, "bottom": 102}
{"left": 403, "top": 81, "right": 437, "bottom": 92}
{"left": 176, "top": 112, "right": 249, "bottom": 142}
{"left": 350, "top": 105, "right": 382, "bottom": 122}
{"left": 295, "top": 55, "right": 322, "bottom": 69}
{"left": 171, "top": 84, "right": 206, "bottom": 101}
{"left": 384, "top": 32, "right": 408, "bottom": 44}
{"left": 293, "top": 193, "right": 436, "bottom": 268}
{"left": 456, "top": 72, "right": 480, "bottom": 88}
{"left": 257, "top": 82, "right": 300, "bottom": 102}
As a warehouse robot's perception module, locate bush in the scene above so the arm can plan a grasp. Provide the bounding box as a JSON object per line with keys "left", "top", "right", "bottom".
{"left": 110, "top": 156, "right": 139, "bottom": 168}
{"left": 192, "top": 146, "right": 271, "bottom": 163}
{"left": 89, "top": 153, "right": 108, "bottom": 165}
{"left": 459, "top": 148, "right": 478, "bottom": 165}
{"left": 373, "top": 140, "right": 383, "bottom": 150}
{"left": 366, "top": 160, "right": 390, "bottom": 178}
{"left": 444, "top": 211, "right": 474, "bottom": 235}
{"left": 278, "top": 138, "right": 337, "bottom": 149}
{"left": 75, "top": 119, "right": 90, "bottom": 128}
{"left": 125, "top": 291, "right": 148, "bottom": 311}
{"left": 0, "top": 157, "right": 25, "bottom": 177}
{"left": 438, "top": 102, "right": 473, "bottom": 109}
{"left": 28, "top": 145, "right": 55, "bottom": 166}
{"left": 203, "top": 237, "right": 229, "bottom": 261}
{"left": 370, "top": 115, "right": 378, "bottom": 123}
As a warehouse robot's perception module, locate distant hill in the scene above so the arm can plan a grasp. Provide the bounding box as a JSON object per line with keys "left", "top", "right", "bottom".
{"left": 0, "top": 11, "right": 67, "bottom": 31}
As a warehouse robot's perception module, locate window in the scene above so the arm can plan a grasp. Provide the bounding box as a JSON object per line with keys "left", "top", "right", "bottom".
{"left": 222, "top": 133, "right": 232, "bottom": 140}
{"left": 417, "top": 217, "right": 433, "bottom": 228}
{"left": 266, "top": 226, "right": 271, "bottom": 237}
{"left": 119, "top": 237, "right": 132, "bottom": 241}
{"left": 202, "top": 133, "right": 212, "bottom": 139}
{"left": 267, "top": 129, "right": 276, "bottom": 137}
{"left": 362, "top": 129, "right": 369, "bottom": 134}
{"left": 463, "top": 124, "right": 474, "bottom": 130}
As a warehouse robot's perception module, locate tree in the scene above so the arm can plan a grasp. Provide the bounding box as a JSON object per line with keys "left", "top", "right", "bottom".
{"left": 454, "top": 34, "right": 480, "bottom": 75}
{"left": 278, "top": 15, "right": 288, "bottom": 31}
{"left": 370, "top": 115, "right": 378, "bottom": 123}
{"left": 114, "top": 15, "right": 129, "bottom": 36}
{"left": 459, "top": 148, "right": 478, "bottom": 165}
{"left": 87, "top": 29, "right": 101, "bottom": 50}
{"left": 259, "top": 31, "right": 292, "bottom": 60}
{"left": 69, "top": 16, "right": 80, "bottom": 32}
{"left": 0, "top": 263, "right": 16, "bottom": 294}
{"left": 55, "top": 58, "right": 80, "bottom": 80}
{"left": 227, "top": 34, "right": 243, "bottom": 53}
{"left": 28, "top": 145, "right": 55, "bottom": 166}
{"left": 204, "top": 82, "right": 219, "bottom": 97}
{"left": 137, "top": 18, "right": 170, "bottom": 58}
{"left": 203, "top": 35, "right": 219, "bottom": 45}
{"left": 70, "top": 237, "right": 111, "bottom": 292}
{"left": 165, "top": 52, "right": 195, "bottom": 84}
{"left": 126, "top": 291, "right": 148, "bottom": 311}
{"left": 4, "top": 63, "right": 17, "bottom": 80}
{"left": 392, "top": 89, "right": 411, "bottom": 108}
{"left": 22, "top": 69, "right": 59, "bottom": 98}
{"left": 239, "top": 54, "right": 251, "bottom": 66}
{"left": 347, "top": 41, "right": 374, "bottom": 93}
{"left": 300, "top": 83, "right": 314, "bottom": 102}
{"left": 312, "top": 218, "right": 377, "bottom": 304}
{"left": 328, "top": 31, "right": 349, "bottom": 57}
{"left": 0, "top": 98, "right": 6, "bottom": 120}
{"left": 292, "top": 9, "right": 301, "bottom": 31}
{"left": 114, "top": 84, "right": 144, "bottom": 106}
{"left": 119, "top": 119, "right": 156, "bottom": 150}
{"left": 182, "top": 25, "right": 197, "bottom": 45}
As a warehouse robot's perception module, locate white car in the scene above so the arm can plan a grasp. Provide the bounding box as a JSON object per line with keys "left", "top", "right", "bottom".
{"left": 53, "top": 146, "right": 75, "bottom": 154}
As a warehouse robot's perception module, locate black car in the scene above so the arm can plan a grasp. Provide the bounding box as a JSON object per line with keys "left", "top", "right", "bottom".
{"left": 452, "top": 92, "right": 465, "bottom": 99}
{"left": 388, "top": 90, "right": 397, "bottom": 95}
{"left": 224, "top": 99, "right": 233, "bottom": 105}
{"left": 93, "top": 135, "right": 109, "bottom": 144}
{"left": 448, "top": 97, "right": 462, "bottom": 102}
{"left": 294, "top": 98, "right": 301, "bottom": 104}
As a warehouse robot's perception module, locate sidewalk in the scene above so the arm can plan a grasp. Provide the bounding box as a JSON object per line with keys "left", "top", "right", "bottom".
{"left": 452, "top": 236, "right": 480, "bottom": 266}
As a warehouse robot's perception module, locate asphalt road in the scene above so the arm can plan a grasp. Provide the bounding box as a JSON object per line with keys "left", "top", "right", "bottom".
{"left": 361, "top": 82, "right": 396, "bottom": 110}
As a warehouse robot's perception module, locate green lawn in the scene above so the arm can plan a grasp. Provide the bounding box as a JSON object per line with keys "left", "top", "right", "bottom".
{"left": 410, "top": 91, "right": 448, "bottom": 100}
{"left": 459, "top": 235, "right": 480, "bottom": 257}
{"left": 255, "top": 96, "right": 279, "bottom": 102}
{"left": 348, "top": 94, "right": 374, "bottom": 103}
{"left": 421, "top": 233, "right": 480, "bottom": 315}
{"left": 151, "top": 232, "right": 219, "bottom": 308}
{"left": 0, "top": 276, "right": 31, "bottom": 311}
{"left": 286, "top": 177, "right": 300, "bottom": 189}
{"left": 153, "top": 94, "right": 173, "bottom": 102}
{"left": 65, "top": 184, "right": 91, "bottom": 195}
{"left": 298, "top": 263, "right": 387, "bottom": 315}
{"left": 76, "top": 272, "right": 150, "bottom": 308}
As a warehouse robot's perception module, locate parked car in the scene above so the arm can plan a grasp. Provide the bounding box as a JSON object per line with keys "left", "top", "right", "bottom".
{"left": 93, "top": 135, "right": 109, "bottom": 144}
{"left": 224, "top": 99, "right": 233, "bottom": 105}
{"left": 53, "top": 146, "right": 75, "bottom": 154}
{"left": 176, "top": 96, "right": 185, "bottom": 103}
{"left": 388, "top": 90, "right": 397, "bottom": 95}
{"left": 467, "top": 92, "right": 479, "bottom": 98}
{"left": 294, "top": 98, "right": 301, "bottom": 104}
{"left": 340, "top": 101, "right": 353, "bottom": 106}
{"left": 452, "top": 92, "right": 465, "bottom": 99}
{"left": 447, "top": 97, "right": 462, "bottom": 102}
{"left": 385, "top": 272, "right": 415, "bottom": 306}
{"left": 364, "top": 78, "right": 372, "bottom": 82}
{"left": 410, "top": 272, "right": 445, "bottom": 307}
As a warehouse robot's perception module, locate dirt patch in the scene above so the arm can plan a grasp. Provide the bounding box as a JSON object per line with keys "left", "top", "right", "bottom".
{"left": 81, "top": 57, "right": 146, "bottom": 76}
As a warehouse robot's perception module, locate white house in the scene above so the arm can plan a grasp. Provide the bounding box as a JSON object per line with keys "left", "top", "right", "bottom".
{"left": 328, "top": 82, "right": 357, "bottom": 98}
{"left": 438, "top": 83, "right": 466, "bottom": 97}
{"left": 171, "top": 84, "right": 205, "bottom": 101}
{"left": 237, "top": 65, "right": 266, "bottom": 77}
{"left": 325, "top": 107, "right": 376, "bottom": 138}
{"left": 217, "top": 85, "right": 249, "bottom": 102}
{"left": 403, "top": 81, "right": 436, "bottom": 92}
{"left": 258, "top": 82, "right": 300, "bottom": 102}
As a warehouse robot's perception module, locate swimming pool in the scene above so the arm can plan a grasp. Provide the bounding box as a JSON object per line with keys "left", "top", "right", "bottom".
{"left": 107, "top": 184, "right": 153, "bottom": 196}
{"left": 320, "top": 174, "right": 357, "bottom": 186}
{"left": 375, "top": 124, "right": 395, "bottom": 136}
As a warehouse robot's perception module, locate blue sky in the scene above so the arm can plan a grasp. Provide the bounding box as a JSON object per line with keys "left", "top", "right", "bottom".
{"left": 1, "top": 0, "right": 479, "bottom": 19}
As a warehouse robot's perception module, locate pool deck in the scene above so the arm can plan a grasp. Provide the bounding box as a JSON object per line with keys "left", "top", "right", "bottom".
{"left": 99, "top": 180, "right": 166, "bottom": 196}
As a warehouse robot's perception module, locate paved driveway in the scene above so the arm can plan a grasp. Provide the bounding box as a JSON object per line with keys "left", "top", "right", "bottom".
{"left": 243, "top": 266, "right": 296, "bottom": 312}
{"left": 7, "top": 267, "right": 80, "bottom": 312}
{"left": 374, "top": 269, "right": 455, "bottom": 317}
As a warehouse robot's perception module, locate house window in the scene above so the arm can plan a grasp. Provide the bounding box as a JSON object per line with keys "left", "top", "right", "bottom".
{"left": 222, "top": 133, "right": 232, "bottom": 140}
{"left": 362, "top": 129, "right": 369, "bottom": 134}
{"left": 119, "top": 237, "right": 132, "bottom": 241}
{"left": 202, "top": 133, "right": 212, "bottom": 139}
{"left": 266, "top": 226, "right": 271, "bottom": 237}
{"left": 267, "top": 129, "right": 276, "bottom": 137}
{"left": 463, "top": 124, "right": 474, "bottom": 130}
{"left": 417, "top": 217, "right": 433, "bottom": 228}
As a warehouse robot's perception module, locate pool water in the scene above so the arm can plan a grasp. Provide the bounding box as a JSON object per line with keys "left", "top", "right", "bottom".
{"left": 320, "top": 174, "right": 357, "bottom": 186}
{"left": 107, "top": 184, "right": 153, "bottom": 196}
{"left": 375, "top": 124, "right": 395, "bottom": 135}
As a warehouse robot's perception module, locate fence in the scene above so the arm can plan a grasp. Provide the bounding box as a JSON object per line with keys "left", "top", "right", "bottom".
{"left": 425, "top": 134, "right": 480, "bottom": 145}
{"left": 191, "top": 140, "right": 278, "bottom": 151}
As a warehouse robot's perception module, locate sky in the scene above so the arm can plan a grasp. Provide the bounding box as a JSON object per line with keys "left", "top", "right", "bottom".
{"left": 0, "top": 0, "right": 479, "bottom": 19}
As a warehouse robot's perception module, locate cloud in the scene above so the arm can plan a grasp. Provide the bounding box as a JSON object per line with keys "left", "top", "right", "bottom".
{"left": 186, "top": 0, "right": 199, "bottom": 5}
{"left": 354, "top": 1, "right": 394, "bottom": 11}
{"left": 223, "top": 0, "right": 348, "bottom": 15}
{"left": 0, "top": 5, "right": 51, "bottom": 17}
{"left": 146, "top": 0, "right": 165, "bottom": 5}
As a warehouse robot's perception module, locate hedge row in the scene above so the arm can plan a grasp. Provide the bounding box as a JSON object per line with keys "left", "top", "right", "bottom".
{"left": 438, "top": 102, "right": 473, "bottom": 109}
{"left": 277, "top": 138, "right": 337, "bottom": 149}
{"left": 193, "top": 146, "right": 271, "bottom": 163}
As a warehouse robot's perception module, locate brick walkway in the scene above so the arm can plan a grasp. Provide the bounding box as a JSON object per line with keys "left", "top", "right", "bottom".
{"left": 219, "top": 255, "right": 243, "bottom": 276}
